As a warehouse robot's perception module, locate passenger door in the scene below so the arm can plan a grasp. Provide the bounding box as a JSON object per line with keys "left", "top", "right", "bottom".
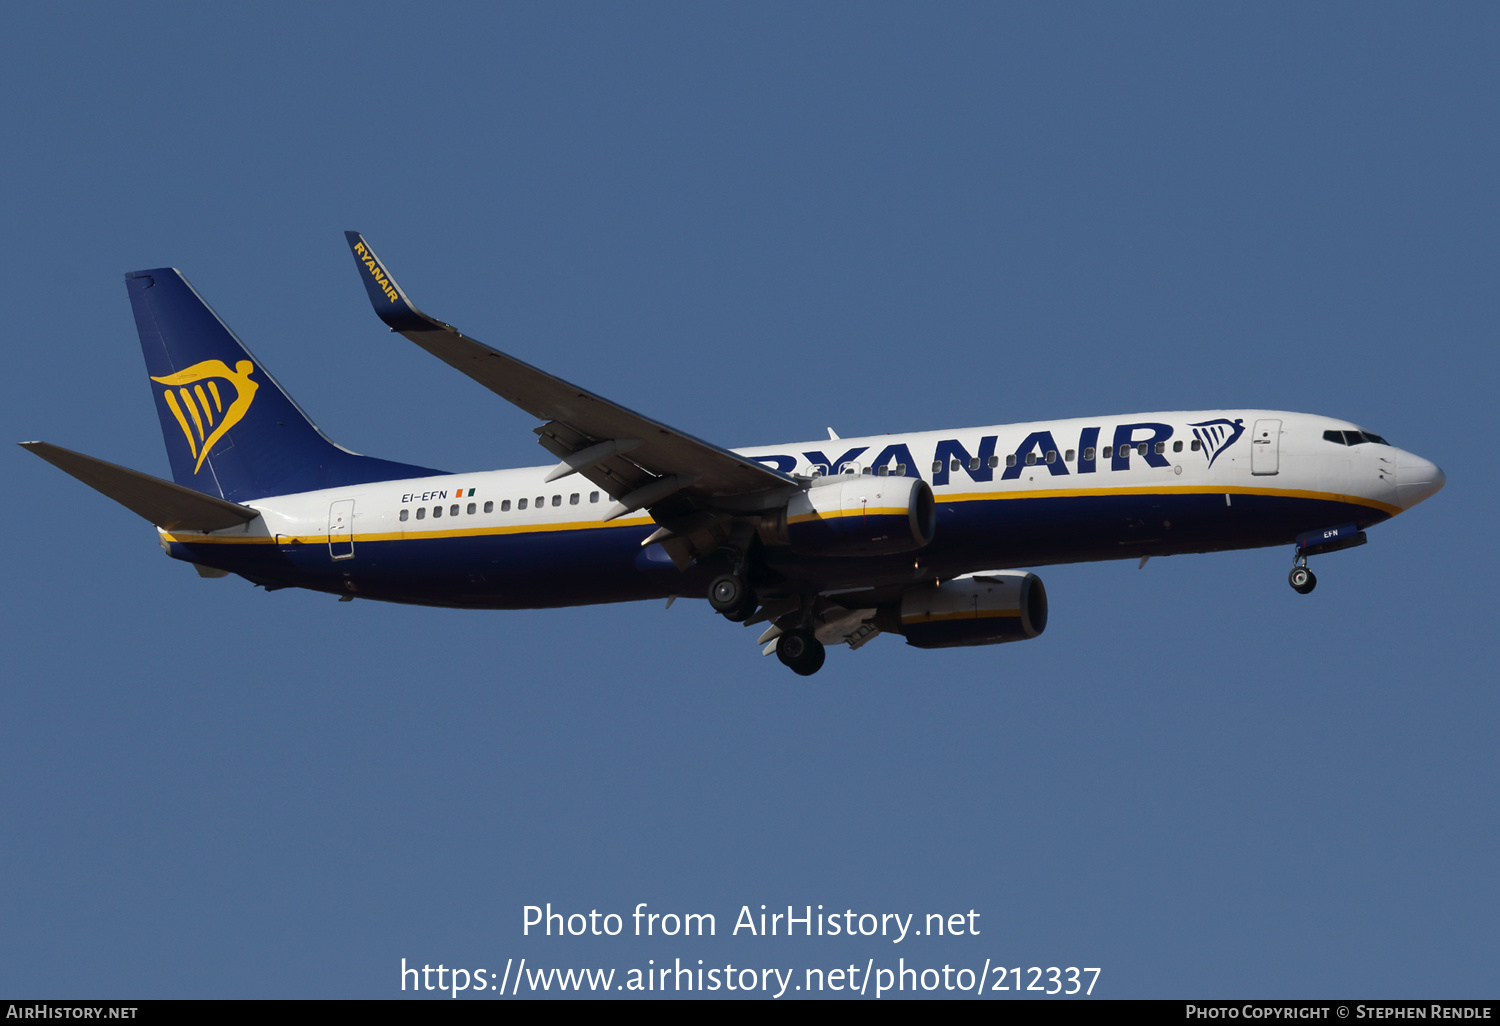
{"left": 1251, "top": 419, "right": 1281, "bottom": 476}
{"left": 328, "top": 499, "right": 355, "bottom": 560}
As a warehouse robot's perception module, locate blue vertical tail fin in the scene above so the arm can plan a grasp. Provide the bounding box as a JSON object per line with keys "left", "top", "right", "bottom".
{"left": 127, "top": 268, "right": 441, "bottom": 502}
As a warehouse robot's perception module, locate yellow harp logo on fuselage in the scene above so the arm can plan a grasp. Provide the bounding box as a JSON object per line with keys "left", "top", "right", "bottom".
{"left": 150, "top": 359, "right": 259, "bottom": 473}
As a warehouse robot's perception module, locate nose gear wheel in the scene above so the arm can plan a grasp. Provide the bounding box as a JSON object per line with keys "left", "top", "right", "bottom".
{"left": 1288, "top": 565, "right": 1316, "bottom": 594}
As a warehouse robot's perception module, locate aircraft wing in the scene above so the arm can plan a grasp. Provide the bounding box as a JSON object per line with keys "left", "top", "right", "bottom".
{"left": 344, "top": 232, "right": 797, "bottom": 522}
{"left": 20, "top": 441, "right": 260, "bottom": 532}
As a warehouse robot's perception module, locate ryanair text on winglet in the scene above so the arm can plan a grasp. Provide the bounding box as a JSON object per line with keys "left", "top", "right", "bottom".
{"left": 353, "top": 241, "right": 400, "bottom": 303}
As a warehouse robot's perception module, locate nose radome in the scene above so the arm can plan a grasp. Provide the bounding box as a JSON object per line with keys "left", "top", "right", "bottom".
{"left": 1396, "top": 453, "right": 1446, "bottom": 509}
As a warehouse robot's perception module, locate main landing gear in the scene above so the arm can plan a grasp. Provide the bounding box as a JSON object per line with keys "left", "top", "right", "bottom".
{"left": 707, "top": 567, "right": 827, "bottom": 676}
{"left": 708, "top": 572, "right": 757, "bottom": 622}
{"left": 1288, "top": 561, "right": 1317, "bottom": 595}
{"left": 775, "top": 628, "right": 826, "bottom": 676}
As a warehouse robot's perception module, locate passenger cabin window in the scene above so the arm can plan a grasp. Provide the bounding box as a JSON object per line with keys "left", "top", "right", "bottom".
{"left": 968, "top": 458, "right": 979, "bottom": 471}
{"left": 551, "top": 494, "right": 561, "bottom": 507}
{"left": 590, "top": 492, "right": 600, "bottom": 503}
{"left": 484, "top": 501, "right": 494, "bottom": 513}
{"left": 1173, "top": 440, "right": 1183, "bottom": 453}
{"left": 416, "top": 507, "right": 426, "bottom": 520}
{"left": 1190, "top": 440, "right": 1201, "bottom": 451}
{"left": 570, "top": 493, "right": 579, "bottom": 505}
{"left": 399, "top": 509, "right": 409, "bottom": 522}
{"left": 1005, "top": 454, "right": 1017, "bottom": 468}
{"left": 932, "top": 461, "right": 943, "bottom": 473}
{"left": 1045, "top": 450, "right": 1057, "bottom": 464}
{"left": 1137, "top": 443, "right": 1149, "bottom": 456}
{"left": 951, "top": 460, "right": 961, "bottom": 472}
{"left": 1065, "top": 449, "right": 1076, "bottom": 462}
{"left": 518, "top": 498, "right": 528, "bottom": 510}
{"left": 1083, "top": 447, "right": 1095, "bottom": 461}
{"left": 500, "top": 500, "right": 509, "bottom": 512}
{"left": 1025, "top": 452, "right": 1037, "bottom": 466}
{"left": 450, "top": 504, "right": 460, "bottom": 517}
{"left": 1154, "top": 442, "right": 1165, "bottom": 454}
{"left": 988, "top": 455, "right": 999, "bottom": 468}
{"left": 432, "top": 506, "right": 442, "bottom": 517}
{"left": 535, "top": 496, "right": 544, "bottom": 507}
{"left": 1103, "top": 445, "right": 1114, "bottom": 458}
{"left": 467, "top": 502, "right": 476, "bottom": 515}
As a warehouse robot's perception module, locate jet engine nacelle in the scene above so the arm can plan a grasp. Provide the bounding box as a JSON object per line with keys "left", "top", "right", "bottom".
{"left": 877, "top": 571, "right": 1048, "bottom": 649}
{"left": 759, "top": 474, "right": 936, "bottom": 557}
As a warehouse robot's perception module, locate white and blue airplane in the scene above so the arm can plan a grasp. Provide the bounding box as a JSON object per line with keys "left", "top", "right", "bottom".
{"left": 22, "top": 233, "right": 1446, "bottom": 675}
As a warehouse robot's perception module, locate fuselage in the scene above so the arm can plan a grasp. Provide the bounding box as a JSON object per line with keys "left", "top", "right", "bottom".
{"left": 23, "top": 251, "right": 1448, "bottom": 675}
{"left": 159, "top": 409, "right": 1444, "bottom": 609}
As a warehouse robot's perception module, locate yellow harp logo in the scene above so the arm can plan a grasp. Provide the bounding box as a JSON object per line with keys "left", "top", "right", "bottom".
{"left": 150, "top": 359, "right": 259, "bottom": 473}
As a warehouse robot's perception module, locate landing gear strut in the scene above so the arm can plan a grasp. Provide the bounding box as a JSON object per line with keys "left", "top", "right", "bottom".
{"left": 776, "top": 629, "right": 826, "bottom": 676}
{"left": 1287, "top": 523, "right": 1367, "bottom": 595}
{"left": 708, "top": 572, "right": 756, "bottom": 622}
{"left": 1288, "top": 562, "right": 1317, "bottom": 595}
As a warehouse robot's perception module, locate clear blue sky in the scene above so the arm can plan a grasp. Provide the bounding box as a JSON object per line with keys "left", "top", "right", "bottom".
{"left": 2, "top": 3, "right": 1495, "bottom": 999}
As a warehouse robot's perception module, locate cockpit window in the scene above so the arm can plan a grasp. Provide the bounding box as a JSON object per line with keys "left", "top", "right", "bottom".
{"left": 1324, "top": 428, "right": 1392, "bottom": 446}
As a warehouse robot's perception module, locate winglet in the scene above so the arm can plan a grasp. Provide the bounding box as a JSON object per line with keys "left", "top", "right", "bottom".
{"left": 344, "top": 231, "right": 445, "bottom": 333}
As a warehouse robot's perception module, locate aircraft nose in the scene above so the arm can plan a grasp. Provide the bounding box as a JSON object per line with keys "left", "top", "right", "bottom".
{"left": 1396, "top": 452, "right": 1445, "bottom": 509}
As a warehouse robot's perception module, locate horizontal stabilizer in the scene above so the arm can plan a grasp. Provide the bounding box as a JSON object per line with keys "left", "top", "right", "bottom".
{"left": 20, "top": 441, "right": 260, "bottom": 531}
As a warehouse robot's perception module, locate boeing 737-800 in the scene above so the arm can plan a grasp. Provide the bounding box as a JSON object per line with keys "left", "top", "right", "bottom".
{"left": 21, "top": 233, "right": 1446, "bottom": 675}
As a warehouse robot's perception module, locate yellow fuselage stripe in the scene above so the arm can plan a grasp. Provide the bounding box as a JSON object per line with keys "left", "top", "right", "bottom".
{"left": 162, "top": 513, "right": 658, "bottom": 545}
{"left": 160, "top": 484, "right": 1395, "bottom": 545}
{"left": 940, "top": 483, "right": 1402, "bottom": 517}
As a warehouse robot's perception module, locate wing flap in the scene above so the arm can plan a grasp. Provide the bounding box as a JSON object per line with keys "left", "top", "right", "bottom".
{"left": 21, "top": 442, "right": 260, "bottom": 532}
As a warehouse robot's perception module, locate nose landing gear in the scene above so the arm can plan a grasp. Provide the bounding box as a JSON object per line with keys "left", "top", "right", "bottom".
{"left": 1288, "top": 563, "right": 1317, "bottom": 594}
{"left": 1288, "top": 522, "right": 1367, "bottom": 594}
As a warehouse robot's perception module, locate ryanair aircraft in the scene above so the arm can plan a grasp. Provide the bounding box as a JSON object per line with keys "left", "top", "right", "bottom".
{"left": 22, "top": 233, "right": 1446, "bottom": 675}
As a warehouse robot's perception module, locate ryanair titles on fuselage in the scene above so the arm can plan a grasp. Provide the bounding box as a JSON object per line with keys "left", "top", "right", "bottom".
{"left": 745, "top": 417, "right": 1246, "bottom": 484}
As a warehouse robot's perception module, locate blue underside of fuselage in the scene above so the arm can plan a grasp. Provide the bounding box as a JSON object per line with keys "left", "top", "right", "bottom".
{"left": 169, "top": 491, "right": 1391, "bottom": 609}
